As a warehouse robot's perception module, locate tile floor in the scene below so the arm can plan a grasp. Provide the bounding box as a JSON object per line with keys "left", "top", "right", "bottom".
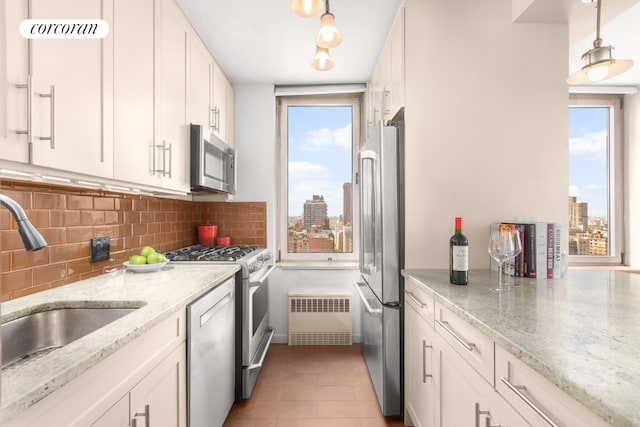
{"left": 224, "top": 344, "right": 405, "bottom": 427}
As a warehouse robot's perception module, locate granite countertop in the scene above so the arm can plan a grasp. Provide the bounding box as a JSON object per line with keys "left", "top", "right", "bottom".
{"left": 402, "top": 268, "right": 640, "bottom": 427}
{"left": 0, "top": 263, "right": 240, "bottom": 423}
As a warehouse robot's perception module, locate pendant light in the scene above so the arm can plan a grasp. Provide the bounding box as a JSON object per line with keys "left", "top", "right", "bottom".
{"left": 291, "top": 0, "right": 324, "bottom": 18}
{"left": 310, "top": 45, "right": 334, "bottom": 71}
{"left": 316, "top": 0, "right": 342, "bottom": 49}
{"left": 567, "top": 0, "right": 634, "bottom": 84}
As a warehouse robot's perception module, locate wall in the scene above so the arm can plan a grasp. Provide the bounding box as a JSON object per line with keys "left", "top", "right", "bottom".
{"left": 625, "top": 92, "right": 640, "bottom": 267}
{"left": 403, "top": 0, "right": 569, "bottom": 269}
{"left": 0, "top": 179, "right": 266, "bottom": 301}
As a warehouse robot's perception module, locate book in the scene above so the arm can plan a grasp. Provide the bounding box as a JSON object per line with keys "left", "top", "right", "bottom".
{"left": 489, "top": 221, "right": 562, "bottom": 279}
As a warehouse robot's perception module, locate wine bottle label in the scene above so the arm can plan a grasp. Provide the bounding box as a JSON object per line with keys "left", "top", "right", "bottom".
{"left": 452, "top": 246, "right": 469, "bottom": 271}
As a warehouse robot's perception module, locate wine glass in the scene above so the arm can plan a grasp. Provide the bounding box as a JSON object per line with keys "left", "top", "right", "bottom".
{"left": 508, "top": 230, "right": 523, "bottom": 286}
{"left": 487, "top": 229, "right": 520, "bottom": 292}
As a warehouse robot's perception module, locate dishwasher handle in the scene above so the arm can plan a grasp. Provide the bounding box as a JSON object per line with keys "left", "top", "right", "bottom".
{"left": 200, "top": 291, "right": 232, "bottom": 327}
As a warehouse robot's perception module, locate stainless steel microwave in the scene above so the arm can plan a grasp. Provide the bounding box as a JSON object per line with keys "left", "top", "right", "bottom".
{"left": 190, "top": 124, "right": 236, "bottom": 194}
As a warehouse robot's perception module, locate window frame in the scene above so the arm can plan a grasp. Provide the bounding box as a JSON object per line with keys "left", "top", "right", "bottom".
{"left": 568, "top": 94, "right": 624, "bottom": 266}
{"left": 276, "top": 93, "right": 362, "bottom": 263}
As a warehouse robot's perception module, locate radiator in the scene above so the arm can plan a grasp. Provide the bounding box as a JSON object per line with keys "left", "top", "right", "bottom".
{"left": 288, "top": 293, "right": 352, "bottom": 345}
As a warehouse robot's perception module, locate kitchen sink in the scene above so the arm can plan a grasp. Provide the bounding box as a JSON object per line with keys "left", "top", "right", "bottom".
{"left": 1, "top": 306, "right": 140, "bottom": 369}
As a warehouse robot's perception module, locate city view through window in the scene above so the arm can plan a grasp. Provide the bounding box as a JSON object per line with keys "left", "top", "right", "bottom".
{"left": 287, "top": 105, "right": 353, "bottom": 254}
{"left": 568, "top": 106, "right": 609, "bottom": 256}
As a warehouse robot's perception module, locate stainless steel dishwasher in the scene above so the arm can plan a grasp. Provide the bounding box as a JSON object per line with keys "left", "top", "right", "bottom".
{"left": 187, "top": 276, "right": 235, "bottom": 427}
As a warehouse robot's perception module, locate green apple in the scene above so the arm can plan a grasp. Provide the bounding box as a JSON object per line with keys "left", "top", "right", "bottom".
{"left": 140, "top": 246, "right": 155, "bottom": 257}
{"left": 129, "top": 255, "right": 147, "bottom": 265}
{"left": 146, "top": 252, "right": 164, "bottom": 264}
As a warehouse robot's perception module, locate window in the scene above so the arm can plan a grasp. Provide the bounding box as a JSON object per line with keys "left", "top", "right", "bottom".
{"left": 568, "top": 94, "right": 624, "bottom": 265}
{"left": 277, "top": 93, "right": 362, "bottom": 262}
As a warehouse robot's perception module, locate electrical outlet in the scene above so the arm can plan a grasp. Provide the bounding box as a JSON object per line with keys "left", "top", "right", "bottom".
{"left": 91, "top": 237, "right": 110, "bottom": 263}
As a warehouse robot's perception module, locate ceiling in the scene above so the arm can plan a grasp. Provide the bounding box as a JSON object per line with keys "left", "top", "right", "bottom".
{"left": 176, "top": 0, "right": 640, "bottom": 89}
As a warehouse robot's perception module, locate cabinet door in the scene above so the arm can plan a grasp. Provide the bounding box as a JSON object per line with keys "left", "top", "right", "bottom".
{"left": 405, "top": 304, "right": 436, "bottom": 427}
{"left": 91, "top": 394, "right": 130, "bottom": 427}
{"left": 0, "top": 0, "right": 29, "bottom": 163}
{"left": 389, "top": 5, "right": 405, "bottom": 118}
{"left": 189, "top": 33, "right": 213, "bottom": 130}
{"left": 211, "top": 61, "right": 228, "bottom": 142}
{"left": 157, "top": 0, "right": 189, "bottom": 192}
{"left": 113, "top": 0, "right": 162, "bottom": 187}
{"left": 439, "top": 335, "right": 529, "bottom": 427}
{"left": 226, "top": 83, "right": 234, "bottom": 147}
{"left": 30, "top": 0, "right": 113, "bottom": 178}
{"left": 130, "top": 342, "right": 187, "bottom": 427}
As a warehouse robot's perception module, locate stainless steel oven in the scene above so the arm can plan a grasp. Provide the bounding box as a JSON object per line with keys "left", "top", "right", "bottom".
{"left": 242, "top": 259, "right": 275, "bottom": 398}
{"left": 165, "top": 245, "right": 275, "bottom": 400}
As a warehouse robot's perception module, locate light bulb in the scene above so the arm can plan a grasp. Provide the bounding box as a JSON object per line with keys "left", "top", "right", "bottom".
{"left": 586, "top": 63, "right": 610, "bottom": 81}
{"left": 302, "top": 0, "right": 313, "bottom": 15}
{"left": 321, "top": 29, "right": 334, "bottom": 43}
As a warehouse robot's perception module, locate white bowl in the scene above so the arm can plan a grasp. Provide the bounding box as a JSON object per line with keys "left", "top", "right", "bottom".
{"left": 123, "top": 260, "right": 169, "bottom": 273}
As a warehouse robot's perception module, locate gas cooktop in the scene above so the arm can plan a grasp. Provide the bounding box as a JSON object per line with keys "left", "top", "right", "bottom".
{"left": 165, "top": 245, "right": 260, "bottom": 262}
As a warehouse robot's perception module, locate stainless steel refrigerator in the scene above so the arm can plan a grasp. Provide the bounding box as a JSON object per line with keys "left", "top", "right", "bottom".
{"left": 354, "top": 120, "right": 404, "bottom": 416}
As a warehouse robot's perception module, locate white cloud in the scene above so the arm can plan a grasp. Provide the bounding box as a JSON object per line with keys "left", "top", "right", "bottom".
{"left": 569, "top": 129, "right": 607, "bottom": 159}
{"left": 301, "top": 124, "right": 352, "bottom": 152}
{"left": 288, "top": 161, "right": 329, "bottom": 178}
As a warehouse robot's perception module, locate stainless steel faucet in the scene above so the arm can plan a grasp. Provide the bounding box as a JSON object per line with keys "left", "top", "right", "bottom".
{"left": 0, "top": 194, "right": 47, "bottom": 251}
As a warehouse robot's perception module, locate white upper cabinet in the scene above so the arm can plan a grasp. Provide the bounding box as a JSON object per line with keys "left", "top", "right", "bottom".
{"left": 2, "top": 0, "right": 232, "bottom": 195}
{"left": 29, "top": 0, "right": 113, "bottom": 178}
{"left": 189, "top": 33, "right": 214, "bottom": 130}
{"left": 0, "top": 0, "right": 29, "bottom": 163}
{"left": 189, "top": 31, "right": 234, "bottom": 147}
{"left": 367, "top": 4, "right": 404, "bottom": 137}
{"left": 113, "top": 0, "right": 162, "bottom": 187}
{"left": 1, "top": 0, "right": 113, "bottom": 177}
{"left": 155, "top": 0, "right": 190, "bottom": 192}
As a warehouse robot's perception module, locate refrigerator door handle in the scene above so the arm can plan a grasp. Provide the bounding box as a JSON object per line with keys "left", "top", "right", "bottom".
{"left": 353, "top": 282, "right": 383, "bottom": 316}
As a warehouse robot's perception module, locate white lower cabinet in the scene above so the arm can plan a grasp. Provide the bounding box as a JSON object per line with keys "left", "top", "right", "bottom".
{"left": 438, "top": 333, "right": 528, "bottom": 427}
{"left": 404, "top": 281, "right": 436, "bottom": 427}
{"left": 3, "top": 311, "right": 186, "bottom": 427}
{"left": 404, "top": 276, "right": 614, "bottom": 427}
{"left": 92, "top": 342, "right": 187, "bottom": 427}
{"left": 495, "top": 345, "right": 611, "bottom": 427}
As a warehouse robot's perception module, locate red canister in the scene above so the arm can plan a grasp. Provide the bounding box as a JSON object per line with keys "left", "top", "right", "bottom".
{"left": 198, "top": 222, "right": 218, "bottom": 246}
{"left": 217, "top": 236, "right": 231, "bottom": 246}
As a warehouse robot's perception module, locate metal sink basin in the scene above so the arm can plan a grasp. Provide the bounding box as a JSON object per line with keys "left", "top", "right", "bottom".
{"left": 2, "top": 307, "right": 139, "bottom": 369}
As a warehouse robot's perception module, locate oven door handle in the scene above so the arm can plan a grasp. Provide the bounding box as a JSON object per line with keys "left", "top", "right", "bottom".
{"left": 248, "top": 327, "right": 275, "bottom": 370}
{"left": 249, "top": 264, "right": 275, "bottom": 288}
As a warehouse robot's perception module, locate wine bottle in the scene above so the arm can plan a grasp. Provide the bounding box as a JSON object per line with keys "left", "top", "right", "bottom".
{"left": 449, "top": 217, "right": 469, "bottom": 285}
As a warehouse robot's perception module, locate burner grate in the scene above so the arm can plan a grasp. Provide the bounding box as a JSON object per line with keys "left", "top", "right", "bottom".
{"left": 165, "top": 245, "right": 259, "bottom": 262}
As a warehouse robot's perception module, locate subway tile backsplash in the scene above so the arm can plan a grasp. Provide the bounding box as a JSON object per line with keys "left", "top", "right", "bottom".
{"left": 0, "top": 179, "right": 267, "bottom": 301}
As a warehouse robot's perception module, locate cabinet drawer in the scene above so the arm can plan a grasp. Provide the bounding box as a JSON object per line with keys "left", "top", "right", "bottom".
{"left": 434, "top": 301, "right": 494, "bottom": 385}
{"left": 405, "top": 278, "right": 434, "bottom": 327}
{"left": 495, "top": 345, "right": 611, "bottom": 427}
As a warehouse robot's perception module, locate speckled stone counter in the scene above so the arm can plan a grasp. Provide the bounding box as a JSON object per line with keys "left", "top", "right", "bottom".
{"left": 402, "top": 268, "right": 640, "bottom": 427}
{"left": 0, "top": 263, "right": 240, "bottom": 423}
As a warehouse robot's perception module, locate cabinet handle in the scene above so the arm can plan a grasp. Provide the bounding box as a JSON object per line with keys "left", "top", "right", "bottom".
{"left": 383, "top": 88, "right": 391, "bottom": 115}
{"left": 500, "top": 371, "right": 560, "bottom": 427}
{"left": 422, "top": 340, "right": 432, "bottom": 383}
{"left": 37, "top": 84, "right": 55, "bottom": 149}
{"left": 133, "top": 404, "right": 150, "bottom": 427}
{"left": 152, "top": 141, "right": 172, "bottom": 177}
{"left": 15, "top": 75, "right": 33, "bottom": 144}
{"left": 165, "top": 142, "right": 172, "bottom": 178}
{"left": 405, "top": 290, "right": 426, "bottom": 308}
{"left": 476, "top": 403, "right": 500, "bottom": 427}
{"left": 435, "top": 316, "right": 476, "bottom": 351}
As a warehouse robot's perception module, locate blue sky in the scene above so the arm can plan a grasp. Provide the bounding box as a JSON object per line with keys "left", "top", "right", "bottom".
{"left": 287, "top": 106, "right": 353, "bottom": 217}
{"left": 568, "top": 107, "right": 608, "bottom": 218}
